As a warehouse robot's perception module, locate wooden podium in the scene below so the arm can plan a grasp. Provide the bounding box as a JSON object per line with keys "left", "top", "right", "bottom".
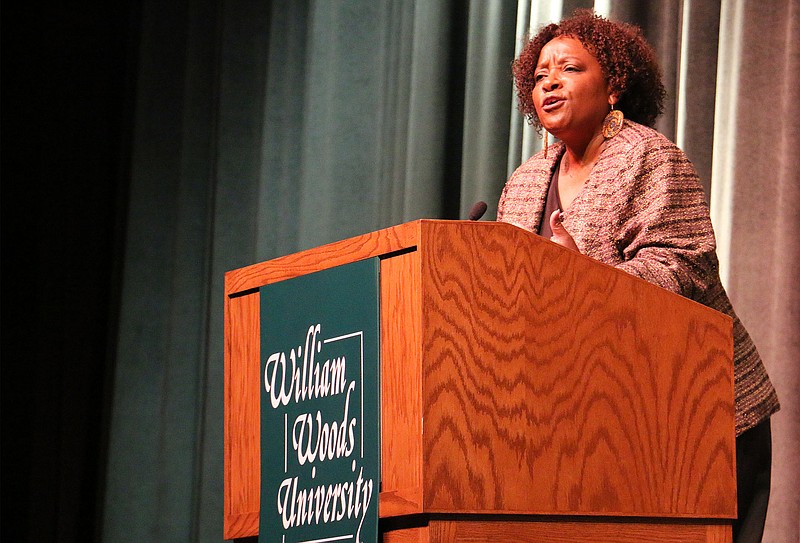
{"left": 224, "top": 220, "right": 736, "bottom": 542}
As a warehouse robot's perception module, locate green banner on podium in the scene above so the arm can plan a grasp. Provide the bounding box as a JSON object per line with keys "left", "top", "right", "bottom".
{"left": 259, "top": 258, "right": 380, "bottom": 543}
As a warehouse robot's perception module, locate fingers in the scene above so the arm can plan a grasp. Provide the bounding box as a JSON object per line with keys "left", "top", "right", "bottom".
{"left": 548, "top": 209, "right": 579, "bottom": 252}
{"left": 549, "top": 209, "right": 566, "bottom": 233}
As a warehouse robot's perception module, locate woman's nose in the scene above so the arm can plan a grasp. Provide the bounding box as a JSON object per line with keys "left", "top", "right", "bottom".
{"left": 542, "top": 73, "right": 560, "bottom": 91}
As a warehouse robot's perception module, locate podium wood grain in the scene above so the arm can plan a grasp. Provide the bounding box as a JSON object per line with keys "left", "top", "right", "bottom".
{"left": 382, "top": 519, "right": 732, "bottom": 542}
{"left": 416, "top": 222, "right": 734, "bottom": 517}
{"left": 224, "top": 292, "right": 261, "bottom": 538}
{"left": 379, "top": 248, "right": 424, "bottom": 517}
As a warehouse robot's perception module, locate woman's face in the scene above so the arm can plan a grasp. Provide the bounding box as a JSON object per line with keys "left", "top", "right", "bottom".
{"left": 532, "top": 36, "right": 614, "bottom": 144}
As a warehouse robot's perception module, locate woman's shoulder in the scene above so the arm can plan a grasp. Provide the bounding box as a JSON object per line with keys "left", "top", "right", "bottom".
{"left": 603, "top": 120, "right": 695, "bottom": 179}
{"left": 599, "top": 121, "right": 701, "bottom": 197}
{"left": 612, "top": 120, "right": 685, "bottom": 157}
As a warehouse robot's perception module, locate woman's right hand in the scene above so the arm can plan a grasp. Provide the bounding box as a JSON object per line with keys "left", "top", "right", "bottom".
{"left": 549, "top": 209, "right": 579, "bottom": 252}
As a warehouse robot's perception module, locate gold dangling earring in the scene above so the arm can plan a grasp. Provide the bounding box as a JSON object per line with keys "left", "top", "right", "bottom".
{"left": 543, "top": 130, "right": 549, "bottom": 158}
{"left": 602, "top": 104, "right": 624, "bottom": 139}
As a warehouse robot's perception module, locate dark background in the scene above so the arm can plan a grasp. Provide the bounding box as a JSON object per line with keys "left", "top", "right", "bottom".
{"left": 2, "top": 3, "right": 140, "bottom": 540}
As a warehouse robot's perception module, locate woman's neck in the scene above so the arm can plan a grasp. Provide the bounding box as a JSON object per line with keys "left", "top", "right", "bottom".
{"left": 556, "top": 131, "right": 606, "bottom": 211}
{"left": 560, "top": 130, "right": 606, "bottom": 170}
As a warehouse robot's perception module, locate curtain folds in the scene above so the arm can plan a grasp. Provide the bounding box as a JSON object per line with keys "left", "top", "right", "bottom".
{"left": 103, "top": 1, "right": 798, "bottom": 541}
{"left": 712, "top": 3, "right": 800, "bottom": 540}
{"left": 255, "top": 0, "right": 482, "bottom": 253}
{"left": 460, "top": 0, "right": 517, "bottom": 218}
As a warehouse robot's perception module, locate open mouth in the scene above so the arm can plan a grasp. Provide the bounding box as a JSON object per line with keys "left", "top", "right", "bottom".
{"left": 541, "top": 96, "right": 564, "bottom": 111}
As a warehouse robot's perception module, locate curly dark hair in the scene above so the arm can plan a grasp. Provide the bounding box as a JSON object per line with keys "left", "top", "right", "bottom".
{"left": 513, "top": 9, "right": 666, "bottom": 130}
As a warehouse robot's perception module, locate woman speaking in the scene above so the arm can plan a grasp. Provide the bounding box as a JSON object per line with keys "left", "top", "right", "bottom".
{"left": 497, "top": 10, "right": 780, "bottom": 543}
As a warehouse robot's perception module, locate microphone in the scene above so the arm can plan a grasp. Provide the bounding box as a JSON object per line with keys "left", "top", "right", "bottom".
{"left": 468, "top": 201, "right": 488, "bottom": 221}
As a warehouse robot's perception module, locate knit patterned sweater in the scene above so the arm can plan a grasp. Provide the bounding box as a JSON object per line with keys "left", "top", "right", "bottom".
{"left": 498, "top": 120, "right": 779, "bottom": 436}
